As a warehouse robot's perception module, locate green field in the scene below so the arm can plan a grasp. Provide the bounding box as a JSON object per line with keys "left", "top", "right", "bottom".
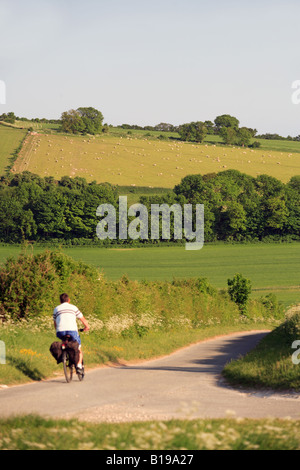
{"left": 0, "top": 125, "right": 27, "bottom": 174}
{"left": 0, "top": 243, "right": 299, "bottom": 307}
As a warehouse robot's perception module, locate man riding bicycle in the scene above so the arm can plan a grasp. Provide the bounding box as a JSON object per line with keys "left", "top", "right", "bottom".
{"left": 53, "top": 293, "right": 90, "bottom": 373}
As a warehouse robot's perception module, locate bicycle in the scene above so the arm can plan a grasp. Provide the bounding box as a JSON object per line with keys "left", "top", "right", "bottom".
{"left": 61, "top": 328, "right": 85, "bottom": 383}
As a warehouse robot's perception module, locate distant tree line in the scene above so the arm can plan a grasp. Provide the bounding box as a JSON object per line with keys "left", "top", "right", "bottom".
{"left": 177, "top": 114, "right": 259, "bottom": 147}
{"left": 120, "top": 115, "right": 260, "bottom": 147}
{"left": 119, "top": 123, "right": 178, "bottom": 132}
{"left": 0, "top": 112, "right": 61, "bottom": 125}
{"left": 2, "top": 109, "right": 300, "bottom": 142}
{"left": 256, "top": 133, "right": 300, "bottom": 142}
{"left": 120, "top": 115, "right": 300, "bottom": 145}
{"left": 0, "top": 170, "right": 299, "bottom": 244}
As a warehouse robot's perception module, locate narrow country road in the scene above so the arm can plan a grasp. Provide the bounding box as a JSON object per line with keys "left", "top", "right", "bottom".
{"left": 0, "top": 331, "right": 299, "bottom": 422}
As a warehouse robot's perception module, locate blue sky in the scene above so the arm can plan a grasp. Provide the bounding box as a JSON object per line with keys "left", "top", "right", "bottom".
{"left": 0, "top": 0, "right": 299, "bottom": 135}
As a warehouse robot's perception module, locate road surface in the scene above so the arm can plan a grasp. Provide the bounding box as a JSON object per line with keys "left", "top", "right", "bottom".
{"left": 0, "top": 331, "right": 299, "bottom": 422}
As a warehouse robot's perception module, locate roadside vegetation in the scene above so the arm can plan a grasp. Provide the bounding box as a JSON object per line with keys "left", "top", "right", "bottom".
{"left": 223, "top": 305, "right": 300, "bottom": 390}
{"left": 0, "top": 414, "right": 299, "bottom": 450}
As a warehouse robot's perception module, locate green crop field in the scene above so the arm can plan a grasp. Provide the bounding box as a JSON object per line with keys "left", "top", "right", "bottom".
{"left": 11, "top": 131, "right": 300, "bottom": 186}
{"left": 0, "top": 243, "right": 298, "bottom": 307}
{"left": 0, "top": 125, "right": 27, "bottom": 175}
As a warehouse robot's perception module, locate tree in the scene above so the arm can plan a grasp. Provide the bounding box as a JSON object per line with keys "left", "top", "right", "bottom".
{"left": 178, "top": 121, "right": 207, "bottom": 143}
{"left": 236, "top": 127, "right": 252, "bottom": 147}
{"left": 219, "top": 201, "right": 247, "bottom": 238}
{"left": 285, "top": 176, "right": 300, "bottom": 234}
{"left": 264, "top": 196, "right": 289, "bottom": 231}
{"left": 0, "top": 112, "right": 16, "bottom": 124}
{"left": 174, "top": 174, "right": 206, "bottom": 200}
{"left": 77, "top": 107, "right": 104, "bottom": 134}
{"left": 204, "top": 120, "right": 215, "bottom": 134}
{"left": 227, "top": 273, "right": 252, "bottom": 314}
{"left": 61, "top": 107, "right": 104, "bottom": 135}
{"left": 219, "top": 127, "right": 237, "bottom": 145}
{"left": 61, "top": 109, "right": 85, "bottom": 134}
{"left": 214, "top": 114, "right": 239, "bottom": 132}
{"left": 155, "top": 123, "right": 175, "bottom": 132}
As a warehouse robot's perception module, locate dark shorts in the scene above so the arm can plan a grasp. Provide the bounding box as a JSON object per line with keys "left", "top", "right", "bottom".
{"left": 56, "top": 330, "right": 81, "bottom": 346}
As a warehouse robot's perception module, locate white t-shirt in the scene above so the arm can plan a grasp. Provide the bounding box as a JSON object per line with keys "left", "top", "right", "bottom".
{"left": 53, "top": 302, "right": 83, "bottom": 332}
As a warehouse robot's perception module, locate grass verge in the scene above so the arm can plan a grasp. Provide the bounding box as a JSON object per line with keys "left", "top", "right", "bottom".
{"left": 223, "top": 306, "right": 300, "bottom": 390}
{"left": 0, "top": 322, "right": 276, "bottom": 386}
{"left": 0, "top": 414, "right": 299, "bottom": 450}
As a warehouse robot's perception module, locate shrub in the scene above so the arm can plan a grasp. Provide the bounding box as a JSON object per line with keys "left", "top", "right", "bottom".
{"left": 283, "top": 310, "right": 300, "bottom": 338}
{"left": 259, "top": 293, "right": 284, "bottom": 318}
{"left": 227, "top": 273, "right": 252, "bottom": 314}
{"left": 249, "top": 141, "right": 261, "bottom": 148}
{"left": 0, "top": 250, "right": 100, "bottom": 321}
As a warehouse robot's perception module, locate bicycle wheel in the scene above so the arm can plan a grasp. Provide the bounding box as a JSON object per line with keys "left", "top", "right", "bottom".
{"left": 62, "top": 350, "right": 73, "bottom": 383}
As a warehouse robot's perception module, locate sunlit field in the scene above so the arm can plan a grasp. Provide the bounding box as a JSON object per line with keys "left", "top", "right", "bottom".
{"left": 0, "top": 243, "right": 298, "bottom": 307}
{"left": 12, "top": 132, "right": 300, "bottom": 186}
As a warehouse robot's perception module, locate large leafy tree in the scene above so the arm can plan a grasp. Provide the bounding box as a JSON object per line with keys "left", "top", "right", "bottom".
{"left": 61, "top": 107, "right": 103, "bottom": 135}
{"left": 178, "top": 121, "right": 207, "bottom": 143}
{"left": 236, "top": 127, "right": 252, "bottom": 147}
{"left": 77, "top": 107, "right": 104, "bottom": 135}
{"left": 219, "top": 127, "right": 237, "bottom": 145}
{"left": 61, "top": 109, "right": 85, "bottom": 134}
{"left": 214, "top": 114, "right": 239, "bottom": 132}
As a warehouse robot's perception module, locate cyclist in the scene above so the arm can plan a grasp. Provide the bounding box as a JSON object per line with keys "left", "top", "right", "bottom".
{"left": 53, "top": 293, "right": 90, "bottom": 373}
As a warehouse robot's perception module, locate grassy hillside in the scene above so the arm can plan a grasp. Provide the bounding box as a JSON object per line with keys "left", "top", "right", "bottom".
{"left": 11, "top": 131, "right": 300, "bottom": 186}
{"left": 0, "top": 125, "right": 27, "bottom": 175}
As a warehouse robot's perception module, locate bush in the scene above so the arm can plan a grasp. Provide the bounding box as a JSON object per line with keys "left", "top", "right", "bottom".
{"left": 283, "top": 310, "right": 300, "bottom": 338}
{"left": 249, "top": 141, "right": 261, "bottom": 148}
{"left": 227, "top": 273, "right": 252, "bottom": 314}
{"left": 0, "top": 250, "right": 100, "bottom": 321}
{"left": 259, "top": 293, "right": 284, "bottom": 319}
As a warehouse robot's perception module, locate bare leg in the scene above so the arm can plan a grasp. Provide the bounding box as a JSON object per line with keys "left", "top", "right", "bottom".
{"left": 77, "top": 348, "right": 83, "bottom": 367}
